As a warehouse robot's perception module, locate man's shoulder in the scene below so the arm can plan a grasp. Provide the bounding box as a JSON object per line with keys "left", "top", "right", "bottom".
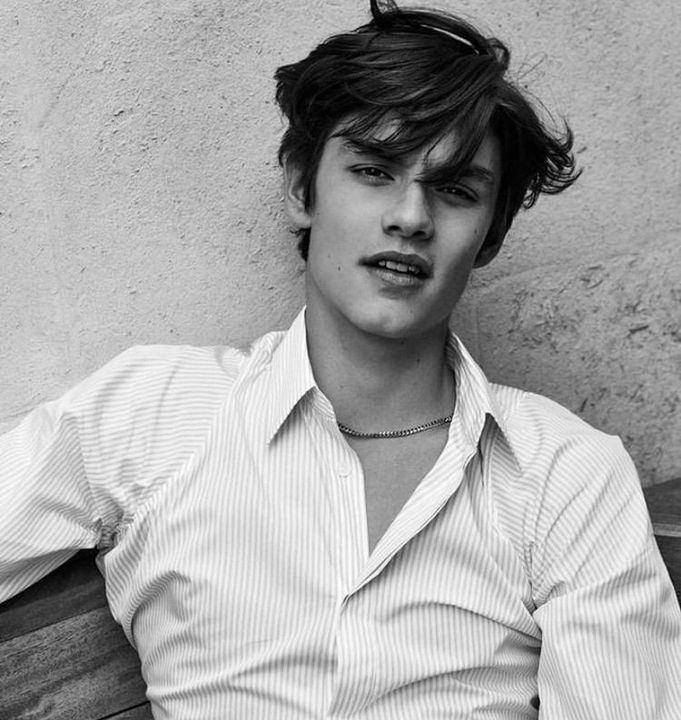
{"left": 74, "top": 343, "right": 245, "bottom": 396}
{"left": 490, "top": 381, "right": 594, "bottom": 433}
{"left": 55, "top": 337, "right": 269, "bottom": 419}
{"left": 112, "top": 342, "right": 249, "bottom": 380}
{"left": 487, "top": 380, "right": 631, "bottom": 474}
{"left": 485, "top": 382, "right": 642, "bottom": 559}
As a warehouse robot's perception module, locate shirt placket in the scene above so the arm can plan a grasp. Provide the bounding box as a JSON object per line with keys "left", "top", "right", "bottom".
{"left": 332, "top": 440, "right": 369, "bottom": 589}
{"left": 306, "top": 398, "right": 368, "bottom": 591}
{"left": 327, "top": 443, "right": 379, "bottom": 717}
{"left": 304, "top": 396, "right": 380, "bottom": 716}
{"left": 328, "top": 589, "right": 379, "bottom": 718}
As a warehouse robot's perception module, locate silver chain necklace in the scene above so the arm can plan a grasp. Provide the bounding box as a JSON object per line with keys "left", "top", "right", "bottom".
{"left": 337, "top": 414, "right": 453, "bottom": 439}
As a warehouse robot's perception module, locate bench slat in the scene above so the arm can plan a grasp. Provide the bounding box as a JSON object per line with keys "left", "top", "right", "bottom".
{"left": 0, "top": 606, "right": 146, "bottom": 720}
{"left": 654, "top": 534, "right": 681, "bottom": 605}
{"left": 643, "top": 478, "right": 681, "bottom": 522}
{"left": 644, "top": 478, "right": 681, "bottom": 603}
{"left": 0, "top": 551, "right": 103, "bottom": 642}
{"left": 107, "top": 703, "right": 153, "bottom": 719}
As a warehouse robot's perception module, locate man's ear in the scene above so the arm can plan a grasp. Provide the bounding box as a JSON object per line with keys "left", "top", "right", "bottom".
{"left": 473, "top": 239, "right": 503, "bottom": 268}
{"left": 474, "top": 221, "right": 506, "bottom": 268}
{"left": 282, "top": 160, "right": 311, "bottom": 230}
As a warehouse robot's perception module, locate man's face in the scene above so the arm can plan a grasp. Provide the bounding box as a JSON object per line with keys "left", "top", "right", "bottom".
{"left": 286, "top": 123, "right": 501, "bottom": 342}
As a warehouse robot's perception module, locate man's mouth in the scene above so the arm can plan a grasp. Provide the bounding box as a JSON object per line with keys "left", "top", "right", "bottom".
{"left": 362, "top": 252, "right": 432, "bottom": 279}
{"left": 375, "top": 259, "right": 424, "bottom": 277}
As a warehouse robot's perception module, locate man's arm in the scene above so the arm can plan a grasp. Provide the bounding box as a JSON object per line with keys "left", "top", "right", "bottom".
{"left": 0, "top": 345, "right": 171, "bottom": 603}
{"left": 0, "top": 397, "right": 100, "bottom": 602}
{"left": 0, "top": 343, "right": 232, "bottom": 604}
{"left": 531, "top": 437, "right": 681, "bottom": 718}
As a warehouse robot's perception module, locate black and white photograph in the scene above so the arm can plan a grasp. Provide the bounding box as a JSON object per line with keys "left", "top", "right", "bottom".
{"left": 1, "top": 1, "right": 680, "bottom": 717}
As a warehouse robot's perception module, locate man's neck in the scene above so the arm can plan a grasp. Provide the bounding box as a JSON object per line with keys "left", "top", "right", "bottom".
{"left": 305, "top": 305, "right": 455, "bottom": 433}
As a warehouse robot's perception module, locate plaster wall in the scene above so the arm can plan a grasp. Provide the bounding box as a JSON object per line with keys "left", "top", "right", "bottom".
{"left": 1, "top": 0, "right": 679, "bottom": 485}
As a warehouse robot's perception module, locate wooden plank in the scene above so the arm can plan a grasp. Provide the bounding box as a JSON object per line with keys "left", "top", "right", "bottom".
{"left": 654, "top": 533, "right": 681, "bottom": 605}
{"left": 643, "top": 478, "right": 681, "bottom": 605}
{"left": 650, "top": 518, "right": 681, "bottom": 539}
{"left": 105, "top": 703, "right": 153, "bottom": 720}
{"left": 644, "top": 477, "right": 681, "bottom": 526}
{"left": 0, "top": 606, "right": 147, "bottom": 720}
{"left": 0, "top": 551, "right": 105, "bottom": 642}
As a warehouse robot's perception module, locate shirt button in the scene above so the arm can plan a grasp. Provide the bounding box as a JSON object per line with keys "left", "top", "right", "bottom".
{"left": 338, "top": 460, "right": 351, "bottom": 478}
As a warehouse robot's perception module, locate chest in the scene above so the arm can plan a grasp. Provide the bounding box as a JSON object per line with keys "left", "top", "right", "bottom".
{"left": 105, "top": 423, "right": 538, "bottom": 715}
{"left": 347, "top": 427, "right": 450, "bottom": 552}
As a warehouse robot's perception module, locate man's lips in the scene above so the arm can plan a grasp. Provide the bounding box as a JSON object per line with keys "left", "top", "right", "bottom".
{"left": 361, "top": 251, "right": 432, "bottom": 279}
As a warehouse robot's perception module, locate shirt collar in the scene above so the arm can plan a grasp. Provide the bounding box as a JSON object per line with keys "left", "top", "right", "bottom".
{"left": 445, "top": 333, "right": 521, "bottom": 471}
{"left": 264, "top": 308, "right": 317, "bottom": 444}
{"left": 263, "top": 308, "right": 520, "bottom": 470}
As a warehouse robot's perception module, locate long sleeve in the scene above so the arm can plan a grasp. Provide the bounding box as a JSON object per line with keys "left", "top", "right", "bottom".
{"left": 0, "top": 346, "right": 188, "bottom": 602}
{"left": 0, "top": 395, "right": 100, "bottom": 601}
{"left": 531, "top": 432, "right": 681, "bottom": 718}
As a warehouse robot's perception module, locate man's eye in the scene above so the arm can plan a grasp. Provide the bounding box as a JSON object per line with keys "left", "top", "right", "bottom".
{"left": 438, "top": 184, "right": 477, "bottom": 202}
{"left": 353, "top": 166, "right": 391, "bottom": 182}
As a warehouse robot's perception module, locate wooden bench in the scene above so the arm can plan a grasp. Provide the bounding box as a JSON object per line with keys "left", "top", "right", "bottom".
{"left": 0, "top": 552, "right": 150, "bottom": 719}
{"left": 1, "top": 479, "right": 680, "bottom": 720}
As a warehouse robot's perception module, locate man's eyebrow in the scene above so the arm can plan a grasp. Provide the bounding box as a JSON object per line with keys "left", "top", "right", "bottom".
{"left": 339, "top": 137, "right": 401, "bottom": 161}
{"left": 458, "top": 164, "right": 497, "bottom": 185}
{"left": 420, "top": 163, "right": 497, "bottom": 187}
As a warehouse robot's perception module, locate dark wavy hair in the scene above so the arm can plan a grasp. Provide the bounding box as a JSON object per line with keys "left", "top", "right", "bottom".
{"left": 275, "top": 0, "right": 580, "bottom": 263}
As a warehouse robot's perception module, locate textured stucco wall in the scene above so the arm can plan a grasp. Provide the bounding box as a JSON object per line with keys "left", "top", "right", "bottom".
{"left": 1, "top": 0, "right": 679, "bottom": 485}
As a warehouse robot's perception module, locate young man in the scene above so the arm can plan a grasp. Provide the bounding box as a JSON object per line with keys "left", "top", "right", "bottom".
{"left": 1, "top": 1, "right": 680, "bottom": 718}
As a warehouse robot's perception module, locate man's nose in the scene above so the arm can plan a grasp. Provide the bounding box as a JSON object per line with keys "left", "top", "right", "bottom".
{"left": 381, "top": 182, "right": 434, "bottom": 241}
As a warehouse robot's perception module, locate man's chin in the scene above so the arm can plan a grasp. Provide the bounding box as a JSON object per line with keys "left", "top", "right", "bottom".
{"left": 352, "top": 311, "right": 447, "bottom": 345}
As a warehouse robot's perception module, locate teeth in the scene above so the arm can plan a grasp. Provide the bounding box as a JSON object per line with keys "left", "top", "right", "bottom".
{"left": 377, "top": 259, "right": 421, "bottom": 275}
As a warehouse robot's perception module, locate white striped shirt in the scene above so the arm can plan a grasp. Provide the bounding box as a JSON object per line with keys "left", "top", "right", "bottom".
{"left": 1, "top": 308, "right": 680, "bottom": 718}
